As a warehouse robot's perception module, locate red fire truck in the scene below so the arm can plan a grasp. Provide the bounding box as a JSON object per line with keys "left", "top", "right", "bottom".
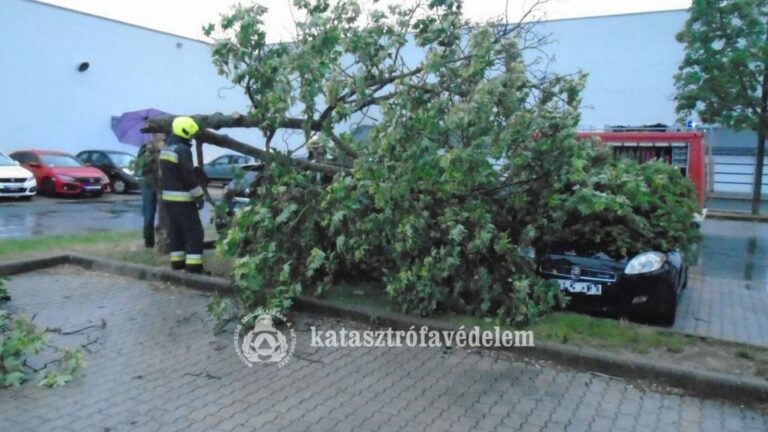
{"left": 577, "top": 131, "right": 707, "bottom": 207}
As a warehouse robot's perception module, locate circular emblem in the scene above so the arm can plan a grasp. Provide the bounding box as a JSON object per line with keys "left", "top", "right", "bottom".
{"left": 234, "top": 308, "right": 295, "bottom": 368}
{"left": 570, "top": 266, "right": 582, "bottom": 279}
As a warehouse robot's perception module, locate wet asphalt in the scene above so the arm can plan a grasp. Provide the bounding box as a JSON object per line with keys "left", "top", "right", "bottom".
{"left": 0, "top": 192, "right": 766, "bottom": 286}
{"left": 697, "top": 218, "right": 768, "bottom": 287}
{"left": 0, "top": 190, "right": 215, "bottom": 240}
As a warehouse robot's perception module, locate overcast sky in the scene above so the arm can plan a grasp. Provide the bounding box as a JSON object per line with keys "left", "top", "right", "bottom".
{"left": 38, "top": 0, "right": 692, "bottom": 43}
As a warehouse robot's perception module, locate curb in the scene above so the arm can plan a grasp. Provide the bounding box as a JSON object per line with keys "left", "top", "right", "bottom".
{"left": 2, "top": 254, "right": 767, "bottom": 403}
{"left": 705, "top": 211, "right": 768, "bottom": 223}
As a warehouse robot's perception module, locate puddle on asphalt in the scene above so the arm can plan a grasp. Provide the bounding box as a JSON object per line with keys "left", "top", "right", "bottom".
{"left": 695, "top": 232, "right": 767, "bottom": 286}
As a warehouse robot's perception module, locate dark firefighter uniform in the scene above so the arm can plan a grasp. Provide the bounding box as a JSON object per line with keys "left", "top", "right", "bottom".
{"left": 159, "top": 117, "right": 205, "bottom": 273}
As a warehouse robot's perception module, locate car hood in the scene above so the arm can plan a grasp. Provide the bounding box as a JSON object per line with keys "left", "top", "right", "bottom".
{"left": 47, "top": 166, "right": 106, "bottom": 178}
{"left": 539, "top": 253, "right": 628, "bottom": 277}
{"left": 0, "top": 165, "right": 34, "bottom": 179}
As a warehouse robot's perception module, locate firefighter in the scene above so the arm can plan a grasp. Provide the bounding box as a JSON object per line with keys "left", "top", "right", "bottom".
{"left": 159, "top": 116, "right": 205, "bottom": 273}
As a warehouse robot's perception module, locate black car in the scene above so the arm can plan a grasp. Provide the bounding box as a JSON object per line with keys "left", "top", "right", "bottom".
{"left": 76, "top": 150, "right": 140, "bottom": 194}
{"left": 538, "top": 250, "right": 688, "bottom": 326}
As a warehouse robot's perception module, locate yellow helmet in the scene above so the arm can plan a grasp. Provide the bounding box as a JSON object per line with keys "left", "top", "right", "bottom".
{"left": 172, "top": 116, "right": 199, "bottom": 139}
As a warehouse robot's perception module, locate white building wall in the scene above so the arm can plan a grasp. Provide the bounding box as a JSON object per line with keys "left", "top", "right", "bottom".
{"left": 0, "top": 0, "right": 262, "bottom": 162}
{"left": 534, "top": 10, "right": 689, "bottom": 129}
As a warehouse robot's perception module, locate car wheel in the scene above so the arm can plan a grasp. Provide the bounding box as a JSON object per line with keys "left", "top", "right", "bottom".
{"left": 41, "top": 178, "right": 55, "bottom": 196}
{"left": 112, "top": 178, "right": 127, "bottom": 194}
{"left": 657, "top": 289, "right": 678, "bottom": 327}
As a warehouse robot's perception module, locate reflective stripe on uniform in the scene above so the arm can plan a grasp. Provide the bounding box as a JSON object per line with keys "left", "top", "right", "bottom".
{"left": 170, "top": 251, "right": 186, "bottom": 262}
{"left": 190, "top": 186, "right": 204, "bottom": 198}
{"left": 162, "top": 190, "right": 193, "bottom": 202}
{"left": 186, "top": 254, "right": 203, "bottom": 265}
{"left": 159, "top": 150, "right": 178, "bottom": 163}
{"left": 160, "top": 150, "right": 179, "bottom": 163}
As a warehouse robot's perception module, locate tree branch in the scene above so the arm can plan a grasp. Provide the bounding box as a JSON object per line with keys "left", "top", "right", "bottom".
{"left": 191, "top": 129, "right": 347, "bottom": 175}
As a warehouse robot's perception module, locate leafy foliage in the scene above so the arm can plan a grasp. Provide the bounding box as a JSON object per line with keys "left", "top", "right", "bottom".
{"left": 0, "top": 278, "right": 85, "bottom": 388}
{"left": 210, "top": 0, "right": 700, "bottom": 324}
{"left": 528, "top": 146, "right": 701, "bottom": 259}
{"left": 675, "top": 0, "right": 768, "bottom": 131}
{"left": 674, "top": 0, "right": 768, "bottom": 213}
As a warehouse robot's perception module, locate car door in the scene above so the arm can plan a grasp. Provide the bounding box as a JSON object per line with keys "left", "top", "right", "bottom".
{"left": 90, "top": 152, "right": 113, "bottom": 177}
{"left": 206, "top": 156, "right": 231, "bottom": 180}
{"left": 76, "top": 151, "right": 89, "bottom": 163}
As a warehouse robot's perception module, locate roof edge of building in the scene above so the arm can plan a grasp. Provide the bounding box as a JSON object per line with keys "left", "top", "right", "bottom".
{"left": 27, "top": 0, "right": 212, "bottom": 45}
{"left": 27, "top": 1, "right": 688, "bottom": 45}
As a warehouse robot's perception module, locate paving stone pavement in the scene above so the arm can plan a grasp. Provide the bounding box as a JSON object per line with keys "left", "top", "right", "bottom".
{"left": 673, "top": 219, "right": 768, "bottom": 347}
{"left": 674, "top": 272, "right": 768, "bottom": 347}
{"left": 1, "top": 266, "right": 767, "bottom": 432}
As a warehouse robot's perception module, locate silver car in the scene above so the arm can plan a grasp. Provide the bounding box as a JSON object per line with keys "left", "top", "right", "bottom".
{"left": 203, "top": 154, "right": 257, "bottom": 184}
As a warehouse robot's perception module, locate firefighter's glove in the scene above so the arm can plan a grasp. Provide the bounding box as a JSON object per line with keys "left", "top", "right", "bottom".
{"left": 196, "top": 197, "right": 205, "bottom": 210}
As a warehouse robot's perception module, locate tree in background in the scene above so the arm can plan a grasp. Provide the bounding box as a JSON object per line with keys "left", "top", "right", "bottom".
{"left": 675, "top": 0, "right": 768, "bottom": 214}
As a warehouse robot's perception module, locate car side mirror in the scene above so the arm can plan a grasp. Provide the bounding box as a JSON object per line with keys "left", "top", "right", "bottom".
{"left": 14, "top": 161, "right": 20, "bottom": 166}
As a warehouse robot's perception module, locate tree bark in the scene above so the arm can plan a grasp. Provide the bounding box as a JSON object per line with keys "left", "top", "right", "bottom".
{"left": 143, "top": 121, "right": 347, "bottom": 175}
{"left": 752, "top": 124, "right": 766, "bottom": 214}
{"left": 751, "top": 56, "right": 768, "bottom": 214}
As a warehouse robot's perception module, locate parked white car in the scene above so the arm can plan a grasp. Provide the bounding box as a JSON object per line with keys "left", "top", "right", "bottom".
{"left": 0, "top": 151, "right": 37, "bottom": 199}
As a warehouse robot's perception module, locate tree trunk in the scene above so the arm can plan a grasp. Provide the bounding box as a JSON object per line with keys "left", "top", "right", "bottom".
{"left": 154, "top": 136, "right": 170, "bottom": 254}
{"left": 156, "top": 199, "right": 171, "bottom": 255}
{"left": 751, "top": 59, "right": 768, "bottom": 215}
{"left": 752, "top": 126, "right": 766, "bottom": 214}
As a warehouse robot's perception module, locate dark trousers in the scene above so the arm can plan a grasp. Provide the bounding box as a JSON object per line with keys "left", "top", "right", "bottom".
{"left": 141, "top": 185, "right": 157, "bottom": 247}
{"left": 166, "top": 202, "right": 204, "bottom": 273}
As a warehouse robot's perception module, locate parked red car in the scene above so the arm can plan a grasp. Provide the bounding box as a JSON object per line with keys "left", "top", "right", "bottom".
{"left": 9, "top": 150, "right": 110, "bottom": 197}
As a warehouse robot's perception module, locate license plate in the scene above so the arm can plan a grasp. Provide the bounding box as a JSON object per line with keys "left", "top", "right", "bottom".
{"left": 557, "top": 279, "right": 602, "bottom": 295}
{"left": 85, "top": 186, "right": 101, "bottom": 190}
{"left": 0, "top": 187, "right": 23, "bottom": 192}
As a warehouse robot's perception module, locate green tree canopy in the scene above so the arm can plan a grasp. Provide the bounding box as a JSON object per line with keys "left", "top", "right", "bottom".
{"left": 675, "top": 0, "right": 768, "bottom": 213}
{"left": 146, "top": 0, "right": 700, "bottom": 324}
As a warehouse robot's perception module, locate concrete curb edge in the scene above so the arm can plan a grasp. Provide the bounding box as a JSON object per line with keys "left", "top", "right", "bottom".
{"left": 1, "top": 254, "right": 766, "bottom": 403}
{"left": 706, "top": 211, "right": 768, "bottom": 223}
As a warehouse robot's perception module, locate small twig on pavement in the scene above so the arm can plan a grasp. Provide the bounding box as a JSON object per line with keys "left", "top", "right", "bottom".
{"left": 81, "top": 336, "right": 103, "bottom": 354}
{"left": 45, "top": 318, "right": 107, "bottom": 335}
{"left": 22, "top": 358, "right": 60, "bottom": 373}
{"left": 588, "top": 371, "right": 621, "bottom": 381}
{"left": 183, "top": 370, "right": 222, "bottom": 380}
{"left": 292, "top": 352, "right": 325, "bottom": 365}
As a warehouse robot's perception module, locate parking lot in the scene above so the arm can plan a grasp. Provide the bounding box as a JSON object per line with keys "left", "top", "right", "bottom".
{"left": 0, "top": 190, "right": 219, "bottom": 239}
{"left": 2, "top": 266, "right": 766, "bottom": 432}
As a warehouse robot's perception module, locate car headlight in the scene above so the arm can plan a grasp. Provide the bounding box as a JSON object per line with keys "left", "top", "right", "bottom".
{"left": 56, "top": 174, "right": 76, "bottom": 182}
{"left": 25, "top": 176, "right": 36, "bottom": 185}
{"left": 122, "top": 168, "right": 134, "bottom": 175}
{"left": 625, "top": 252, "right": 666, "bottom": 275}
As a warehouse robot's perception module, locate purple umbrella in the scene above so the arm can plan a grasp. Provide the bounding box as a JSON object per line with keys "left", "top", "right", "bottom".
{"left": 111, "top": 108, "right": 169, "bottom": 146}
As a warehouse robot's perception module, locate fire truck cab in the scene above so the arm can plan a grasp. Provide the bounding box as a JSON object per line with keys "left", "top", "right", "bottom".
{"left": 577, "top": 131, "right": 707, "bottom": 208}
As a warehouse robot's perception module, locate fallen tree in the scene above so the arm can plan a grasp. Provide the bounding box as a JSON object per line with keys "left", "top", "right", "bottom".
{"left": 145, "top": 0, "right": 700, "bottom": 325}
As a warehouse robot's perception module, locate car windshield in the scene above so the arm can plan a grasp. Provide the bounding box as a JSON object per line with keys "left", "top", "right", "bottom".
{"left": 108, "top": 153, "right": 135, "bottom": 168}
{"left": 0, "top": 153, "right": 16, "bottom": 167}
{"left": 40, "top": 154, "right": 84, "bottom": 167}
